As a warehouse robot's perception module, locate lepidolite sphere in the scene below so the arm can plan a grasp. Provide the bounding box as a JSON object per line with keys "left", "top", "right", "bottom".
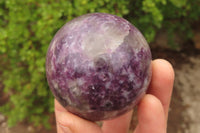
{"left": 46, "top": 13, "right": 152, "bottom": 121}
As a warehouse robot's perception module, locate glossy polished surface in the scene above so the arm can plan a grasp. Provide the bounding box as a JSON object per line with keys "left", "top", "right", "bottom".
{"left": 46, "top": 13, "right": 152, "bottom": 121}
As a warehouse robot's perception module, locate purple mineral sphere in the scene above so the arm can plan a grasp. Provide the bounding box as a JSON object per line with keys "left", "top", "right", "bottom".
{"left": 46, "top": 13, "right": 152, "bottom": 121}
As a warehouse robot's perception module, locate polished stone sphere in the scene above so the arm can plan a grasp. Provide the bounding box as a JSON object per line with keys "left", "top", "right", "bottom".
{"left": 46, "top": 13, "right": 152, "bottom": 121}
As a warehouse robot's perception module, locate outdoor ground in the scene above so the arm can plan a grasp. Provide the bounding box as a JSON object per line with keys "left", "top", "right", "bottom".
{"left": 0, "top": 41, "right": 200, "bottom": 133}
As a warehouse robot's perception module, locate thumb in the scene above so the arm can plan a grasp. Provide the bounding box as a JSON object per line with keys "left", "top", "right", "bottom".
{"left": 54, "top": 99, "right": 102, "bottom": 133}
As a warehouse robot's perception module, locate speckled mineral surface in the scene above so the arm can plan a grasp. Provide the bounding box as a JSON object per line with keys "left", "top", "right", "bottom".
{"left": 46, "top": 13, "right": 152, "bottom": 121}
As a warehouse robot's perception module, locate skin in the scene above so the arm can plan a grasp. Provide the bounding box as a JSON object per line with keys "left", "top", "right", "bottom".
{"left": 54, "top": 59, "right": 175, "bottom": 133}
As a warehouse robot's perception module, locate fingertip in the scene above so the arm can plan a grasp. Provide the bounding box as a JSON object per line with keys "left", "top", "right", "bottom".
{"left": 138, "top": 94, "right": 164, "bottom": 120}
{"left": 152, "top": 59, "right": 175, "bottom": 85}
{"left": 136, "top": 94, "right": 166, "bottom": 133}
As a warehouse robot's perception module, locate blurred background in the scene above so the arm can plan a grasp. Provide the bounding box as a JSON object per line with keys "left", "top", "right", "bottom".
{"left": 0, "top": 0, "right": 200, "bottom": 133}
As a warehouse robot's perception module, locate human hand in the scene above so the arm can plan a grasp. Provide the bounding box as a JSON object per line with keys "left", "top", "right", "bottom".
{"left": 54, "top": 59, "right": 174, "bottom": 133}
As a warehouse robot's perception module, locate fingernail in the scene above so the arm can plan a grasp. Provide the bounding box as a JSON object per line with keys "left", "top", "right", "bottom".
{"left": 58, "top": 124, "right": 72, "bottom": 133}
